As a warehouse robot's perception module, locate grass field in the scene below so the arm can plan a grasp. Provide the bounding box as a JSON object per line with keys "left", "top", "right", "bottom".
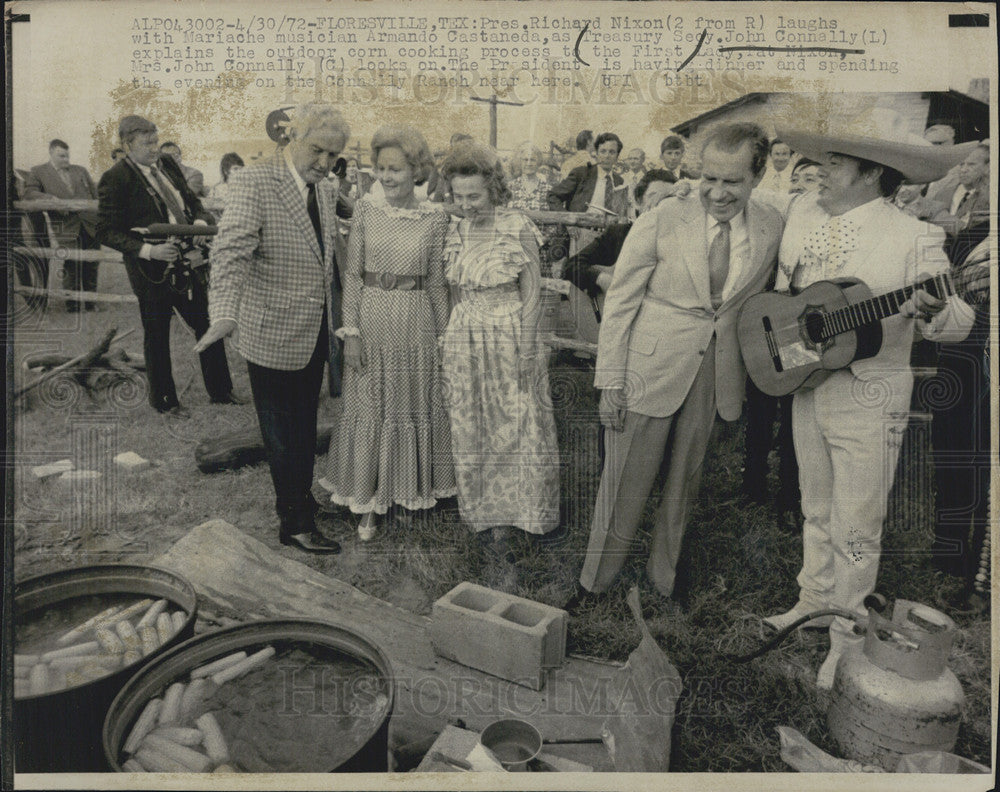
{"left": 10, "top": 259, "right": 992, "bottom": 773}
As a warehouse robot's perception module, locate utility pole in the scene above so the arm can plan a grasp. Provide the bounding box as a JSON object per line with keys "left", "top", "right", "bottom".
{"left": 469, "top": 94, "right": 525, "bottom": 148}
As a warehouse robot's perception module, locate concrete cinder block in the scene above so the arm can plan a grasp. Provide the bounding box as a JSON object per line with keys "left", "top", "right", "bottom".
{"left": 31, "top": 459, "right": 74, "bottom": 480}
{"left": 114, "top": 451, "right": 151, "bottom": 472}
{"left": 429, "top": 582, "right": 568, "bottom": 690}
{"left": 56, "top": 470, "right": 103, "bottom": 485}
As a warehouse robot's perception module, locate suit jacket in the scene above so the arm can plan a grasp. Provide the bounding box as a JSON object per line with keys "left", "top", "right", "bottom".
{"left": 595, "top": 196, "right": 783, "bottom": 421}
{"left": 927, "top": 181, "right": 990, "bottom": 228}
{"left": 97, "top": 156, "right": 213, "bottom": 264}
{"left": 180, "top": 163, "right": 207, "bottom": 197}
{"left": 209, "top": 155, "right": 340, "bottom": 371}
{"left": 548, "top": 164, "right": 628, "bottom": 218}
{"left": 23, "top": 161, "right": 98, "bottom": 242}
{"left": 563, "top": 221, "right": 632, "bottom": 297}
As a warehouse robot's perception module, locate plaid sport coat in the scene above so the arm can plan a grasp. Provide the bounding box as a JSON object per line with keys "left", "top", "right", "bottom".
{"left": 210, "top": 154, "right": 340, "bottom": 370}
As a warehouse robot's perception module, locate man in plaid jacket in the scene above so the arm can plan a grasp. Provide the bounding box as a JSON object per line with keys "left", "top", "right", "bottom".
{"left": 196, "top": 103, "right": 349, "bottom": 554}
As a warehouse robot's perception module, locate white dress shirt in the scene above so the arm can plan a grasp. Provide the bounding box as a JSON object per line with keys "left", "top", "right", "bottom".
{"left": 949, "top": 184, "right": 971, "bottom": 215}
{"left": 134, "top": 159, "right": 190, "bottom": 260}
{"left": 589, "top": 168, "right": 613, "bottom": 210}
{"left": 283, "top": 146, "right": 309, "bottom": 203}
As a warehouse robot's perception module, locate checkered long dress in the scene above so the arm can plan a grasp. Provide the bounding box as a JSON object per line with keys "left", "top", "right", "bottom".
{"left": 318, "top": 198, "right": 456, "bottom": 514}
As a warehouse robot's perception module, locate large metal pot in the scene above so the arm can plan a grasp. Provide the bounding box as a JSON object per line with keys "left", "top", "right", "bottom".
{"left": 14, "top": 564, "right": 198, "bottom": 772}
{"left": 103, "top": 619, "right": 394, "bottom": 773}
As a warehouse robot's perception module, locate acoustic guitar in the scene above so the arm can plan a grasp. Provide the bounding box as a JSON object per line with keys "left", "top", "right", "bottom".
{"left": 737, "top": 272, "right": 974, "bottom": 397}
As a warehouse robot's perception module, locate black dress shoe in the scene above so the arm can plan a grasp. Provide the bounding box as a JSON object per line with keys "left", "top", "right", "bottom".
{"left": 211, "top": 391, "right": 249, "bottom": 406}
{"left": 279, "top": 531, "right": 341, "bottom": 554}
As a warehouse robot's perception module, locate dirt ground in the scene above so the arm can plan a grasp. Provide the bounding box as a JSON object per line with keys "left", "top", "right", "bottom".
{"left": 10, "top": 255, "right": 993, "bottom": 773}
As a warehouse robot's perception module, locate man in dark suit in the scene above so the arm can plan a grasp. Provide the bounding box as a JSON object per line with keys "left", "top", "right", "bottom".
{"left": 548, "top": 132, "right": 628, "bottom": 216}
{"left": 562, "top": 169, "right": 678, "bottom": 299}
{"left": 23, "top": 139, "right": 101, "bottom": 311}
{"left": 96, "top": 114, "right": 239, "bottom": 417}
{"left": 659, "top": 135, "right": 699, "bottom": 181}
{"left": 195, "top": 103, "right": 349, "bottom": 554}
{"left": 928, "top": 143, "right": 991, "bottom": 601}
{"left": 158, "top": 141, "right": 207, "bottom": 197}
{"left": 547, "top": 132, "right": 628, "bottom": 259}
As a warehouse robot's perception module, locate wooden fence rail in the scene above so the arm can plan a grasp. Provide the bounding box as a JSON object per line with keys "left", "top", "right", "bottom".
{"left": 13, "top": 198, "right": 619, "bottom": 229}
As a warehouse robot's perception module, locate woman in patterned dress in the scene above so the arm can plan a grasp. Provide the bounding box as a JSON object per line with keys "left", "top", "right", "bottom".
{"left": 507, "top": 143, "right": 551, "bottom": 212}
{"left": 318, "top": 125, "right": 455, "bottom": 541}
{"left": 439, "top": 141, "right": 561, "bottom": 557}
{"left": 507, "top": 142, "right": 560, "bottom": 277}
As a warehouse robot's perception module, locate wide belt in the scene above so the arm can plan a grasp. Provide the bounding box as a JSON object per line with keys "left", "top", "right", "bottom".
{"left": 363, "top": 271, "right": 425, "bottom": 290}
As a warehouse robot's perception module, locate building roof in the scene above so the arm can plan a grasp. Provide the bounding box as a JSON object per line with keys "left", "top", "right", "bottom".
{"left": 670, "top": 90, "right": 988, "bottom": 138}
{"left": 670, "top": 93, "right": 769, "bottom": 136}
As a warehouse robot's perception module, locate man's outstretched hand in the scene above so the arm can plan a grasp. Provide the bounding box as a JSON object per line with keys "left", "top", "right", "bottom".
{"left": 193, "top": 319, "right": 237, "bottom": 353}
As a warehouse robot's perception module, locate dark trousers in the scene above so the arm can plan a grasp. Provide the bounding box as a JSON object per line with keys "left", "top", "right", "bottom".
{"left": 931, "top": 321, "right": 990, "bottom": 582}
{"left": 742, "top": 379, "right": 799, "bottom": 510}
{"left": 63, "top": 227, "right": 101, "bottom": 311}
{"left": 124, "top": 258, "right": 233, "bottom": 411}
{"left": 247, "top": 314, "right": 328, "bottom": 535}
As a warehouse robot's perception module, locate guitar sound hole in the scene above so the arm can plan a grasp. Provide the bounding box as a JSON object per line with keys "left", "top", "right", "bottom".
{"left": 804, "top": 312, "right": 826, "bottom": 344}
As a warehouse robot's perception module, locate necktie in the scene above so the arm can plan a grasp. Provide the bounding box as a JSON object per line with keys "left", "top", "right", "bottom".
{"left": 306, "top": 182, "right": 325, "bottom": 257}
{"left": 956, "top": 188, "right": 974, "bottom": 216}
{"left": 708, "top": 220, "right": 730, "bottom": 309}
{"left": 148, "top": 165, "right": 189, "bottom": 223}
{"left": 58, "top": 168, "right": 73, "bottom": 190}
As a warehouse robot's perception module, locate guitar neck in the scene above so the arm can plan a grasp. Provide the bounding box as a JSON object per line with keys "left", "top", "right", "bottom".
{"left": 820, "top": 272, "right": 954, "bottom": 340}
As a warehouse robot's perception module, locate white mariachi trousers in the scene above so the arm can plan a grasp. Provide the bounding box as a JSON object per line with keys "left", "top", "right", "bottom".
{"left": 791, "top": 368, "right": 912, "bottom": 640}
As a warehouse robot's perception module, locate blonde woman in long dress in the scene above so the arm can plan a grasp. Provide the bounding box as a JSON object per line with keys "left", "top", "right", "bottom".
{"left": 319, "top": 125, "right": 455, "bottom": 540}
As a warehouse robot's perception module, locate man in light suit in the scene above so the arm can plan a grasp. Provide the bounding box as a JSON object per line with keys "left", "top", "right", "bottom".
{"left": 23, "top": 139, "right": 101, "bottom": 311}
{"left": 196, "top": 103, "right": 348, "bottom": 554}
{"left": 567, "top": 123, "right": 783, "bottom": 609}
{"left": 927, "top": 143, "right": 990, "bottom": 236}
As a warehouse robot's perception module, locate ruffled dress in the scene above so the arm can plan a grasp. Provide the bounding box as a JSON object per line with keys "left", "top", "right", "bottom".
{"left": 318, "top": 197, "right": 456, "bottom": 514}
{"left": 441, "top": 209, "right": 560, "bottom": 533}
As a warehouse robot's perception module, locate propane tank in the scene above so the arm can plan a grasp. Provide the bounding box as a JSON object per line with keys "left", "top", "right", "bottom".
{"left": 827, "top": 600, "right": 965, "bottom": 770}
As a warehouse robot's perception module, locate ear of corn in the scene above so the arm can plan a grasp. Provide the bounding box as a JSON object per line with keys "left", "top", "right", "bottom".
{"left": 136, "top": 599, "right": 168, "bottom": 631}
{"left": 139, "top": 626, "right": 160, "bottom": 656}
{"left": 123, "top": 697, "right": 162, "bottom": 754}
{"left": 96, "top": 625, "right": 126, "bottom": 654}
{"left": 156, "top": 613, "right": 175, "bottom": 645}
{"left": 211, "top": 646, "right": 275, "bottom": 686}
{"left": 190, "top": 650, "right": 247, "bottom": 680}
{"left": 142, "top": 734, "right": 213, "bottom": 772}
{"left": 133, "top": 745, "right": 190, "bottom": 773}
{"left": 158, "top": 681, "right": 187, "bottom": 726}
{"left": 196, "top": 712, "right": 230, "bottom": 764}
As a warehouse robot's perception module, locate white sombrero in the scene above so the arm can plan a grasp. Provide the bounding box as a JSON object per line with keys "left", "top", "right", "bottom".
{"left": 777, "top": 108, "right": 980, "bottom": 184}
